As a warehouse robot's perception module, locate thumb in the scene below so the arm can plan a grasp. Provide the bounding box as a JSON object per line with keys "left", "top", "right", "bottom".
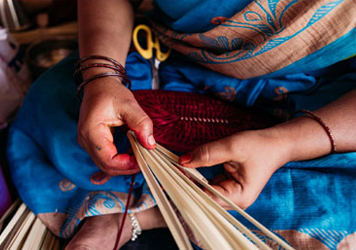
{"left": 121, "top": 102, "right": 156, "bottom": 150}
{"left": 179, "top": 138, "right": 233, "bottom": 168}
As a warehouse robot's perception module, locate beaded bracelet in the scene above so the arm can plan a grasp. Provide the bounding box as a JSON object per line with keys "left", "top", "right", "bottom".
{"left": 296, "top": 109, "right": 337, "bottom": 153}
{"left": 129, "top": 213, "right": 142, "bottom": 241}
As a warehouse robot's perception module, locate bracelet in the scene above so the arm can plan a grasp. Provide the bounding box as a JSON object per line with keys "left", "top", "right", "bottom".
{"left": 129, "top": 213, "right": 142, "bottom": 241}
{"left": 296, "top": 109, "right": 337, "bottom": 153}
{"left": 74, "top": 62, "right": 131, "bottom": 86}
{"left": 74, "top": 55, "right": 131, "bottom": 99}
{"left": 75, "top": 55, "right": 126, "bottom": 72}
{"left": 76, "top": 72, "right": 130, "bottom": 97}
{"left": 73, "top": 63, "right": 126, "bottom": 83}
{"left": 74, "top": 64, "right": 131, "bottom": 89}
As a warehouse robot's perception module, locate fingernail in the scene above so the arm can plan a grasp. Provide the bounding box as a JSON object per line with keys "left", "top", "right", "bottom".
{"left": 180, "top": 153, "right": 192, "bottom": 164}
{"left": 148, "top": 134, "right": 156, "bottom": 146}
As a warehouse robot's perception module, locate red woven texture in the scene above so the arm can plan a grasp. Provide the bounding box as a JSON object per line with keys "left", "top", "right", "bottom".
{"left": 133, "top": 90, "right": 278, "bottom": 152}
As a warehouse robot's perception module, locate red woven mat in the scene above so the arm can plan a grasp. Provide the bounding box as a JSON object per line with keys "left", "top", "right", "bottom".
{"left": 133, "top": 90, "right": 278, "bottom": 152}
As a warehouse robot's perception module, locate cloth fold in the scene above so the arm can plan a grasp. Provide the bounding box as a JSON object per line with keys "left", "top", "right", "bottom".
{"left": 6, "top": 0, "right": 356, "bottom": 248}
{"left": 152, "top": 0, "right": 356, "bottom": 79}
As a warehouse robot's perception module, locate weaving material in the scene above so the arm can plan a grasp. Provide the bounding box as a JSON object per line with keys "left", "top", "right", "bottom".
{"left": 6, "top": 50, "right": 356, "bottom": 249}
{"left": 0, "top": 200, "right": 61, "bottom": 250}
{"left": 128, "top": 131, "right": 294, "bottom": 250}
{"left": 133, "top": 90, "right": 277, "bottom": 152}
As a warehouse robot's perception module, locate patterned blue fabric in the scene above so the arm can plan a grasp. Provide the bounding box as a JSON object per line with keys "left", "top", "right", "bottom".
{"left": 159, "top": 53, "right": 356, "bottom": 119}
{"left": 154, "top": 0, "right": 253, "bottom": 32}
{"left": 7, "top": 53, "right": 156, "bottom": 237}
{"left": 7, "top": 50, "right": 356, "bottom": 246}
{"left": 6, "top": 0, "right": 356, "bottom": 247}
{"left": 152, "top": 0, "right": 356, "bottom": 78}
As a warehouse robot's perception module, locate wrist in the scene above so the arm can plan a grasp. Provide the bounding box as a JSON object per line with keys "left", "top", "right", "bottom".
{"left": 256, "top": 127, "right": 294, "bottom": 168}
{"left": 134, "top": 207, "right": 166, "bottom": 231}
{"left": 82, "top": 65, "right": 115, "bottom": 81}
{"left": 74, "top": 55, "right": 131, "bottom": 98}
{"left": 82, "top": 76, "right": 126, "bottom": 97}
{"left": 273, "top": 116, "right": 332, "bottom": 162}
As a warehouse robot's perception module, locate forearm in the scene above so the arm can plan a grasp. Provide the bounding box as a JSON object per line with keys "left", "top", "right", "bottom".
{"left": 274, "top": 89, "right": 356, "bottom": 162}
{"left": 78, "top": 0, "right": 134, "bottom": 67}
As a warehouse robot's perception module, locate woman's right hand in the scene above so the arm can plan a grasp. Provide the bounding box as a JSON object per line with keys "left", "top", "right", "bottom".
{"left": 77, "top": 0, "right": 141, "bottom": 176}
{"left": 77, "top": 77, "right": 156, "bottom": 176}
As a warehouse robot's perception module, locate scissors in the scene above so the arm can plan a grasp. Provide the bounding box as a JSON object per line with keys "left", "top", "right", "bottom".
{"left": 133, "top": 24, "right": 171, "bottom": 62}
{"left": 133, "top": 24, "right": 171, "bottom": 89}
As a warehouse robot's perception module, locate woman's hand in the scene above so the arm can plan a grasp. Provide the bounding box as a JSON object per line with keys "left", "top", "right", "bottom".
{"left": 78, "top": 77, "right": 156, "bottom": 176}
{"left": 179, "top": 128, "right": 291, "bottom": 210}
{"left": 179, "top": 89, "right": 356, "bottom": 209}
{"left": 77, "top": 0, "right": 144, "bottom": 176}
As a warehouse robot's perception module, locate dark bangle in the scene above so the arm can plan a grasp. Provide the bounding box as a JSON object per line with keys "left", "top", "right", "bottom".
{"left": 296, "top": 109, "right": 337, "bottom": 154}
{"left": 75, "top": 55, "right": 125, "bottom": 70}
{"left": 74, "top": 55, "right": 132, "bottom": 100}
{"left": 73, "top": 63, "right": 130, "bottom": 84}
{"left": 76, "top": 72, "right": 130, "bottom": 99}
{"left": 73, "top": 63, "right": 119, "bottom": 82}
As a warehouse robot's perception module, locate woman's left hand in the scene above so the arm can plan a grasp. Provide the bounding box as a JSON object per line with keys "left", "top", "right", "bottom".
{"left": 179, "top": 89, "right": 356, "bottom": 210}
{"left": 179, "top": 128, "right": 291, "bottom": 210}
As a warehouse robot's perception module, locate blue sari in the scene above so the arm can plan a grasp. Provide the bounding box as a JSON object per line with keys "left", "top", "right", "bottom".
{"left": 7, "top": 0, "right": 356, "bottom": 248}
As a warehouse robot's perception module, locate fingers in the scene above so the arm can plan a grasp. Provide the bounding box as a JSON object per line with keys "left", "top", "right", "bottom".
{"left": 77, "top": 82, "right": 155, "bottom": 175}
{"left": 78, "top": 123, "right": 140, "bottom": 176}
{"left": 205, "top": 179, "right": 258, "bottom": 210}
{"left": 204, "top": 161, "right": 270, "bottom": 210}
{"left": 179, "top": 137, "right": 233, "bottom": 168}
{"left": 120, "top": 100, "right": 156, "bottom": 150}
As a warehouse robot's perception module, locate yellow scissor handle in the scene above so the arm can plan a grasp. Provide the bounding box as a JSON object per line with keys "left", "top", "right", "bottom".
{"left": 133, "top": 24, "right": 171, "bottom": 62}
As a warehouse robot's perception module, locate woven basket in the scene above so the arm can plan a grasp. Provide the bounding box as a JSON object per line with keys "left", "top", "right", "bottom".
{"left": 133, "top": 90, "right": 278, "bottom": 152}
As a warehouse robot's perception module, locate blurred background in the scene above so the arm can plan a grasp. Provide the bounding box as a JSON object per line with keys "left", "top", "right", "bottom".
{"left": 1, "top": 0, "right": 78, "bottom": 79}
{"left": 0, "top": 0, "right": 77, "bottom": 222}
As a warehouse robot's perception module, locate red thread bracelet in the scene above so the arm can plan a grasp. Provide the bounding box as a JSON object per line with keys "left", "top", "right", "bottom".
{"left": 296, "top": 109, "right": 337, "bottom": 154}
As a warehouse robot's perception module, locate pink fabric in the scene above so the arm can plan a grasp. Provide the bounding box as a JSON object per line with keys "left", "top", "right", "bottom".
{"left": 0, "top": 165, "right": 11, "bottom": 218}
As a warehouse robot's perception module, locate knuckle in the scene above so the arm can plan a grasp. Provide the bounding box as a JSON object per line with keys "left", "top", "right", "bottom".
{"left": 121, "top": 101, "right": 152, "bottom": 129}
{"left": 197, "top": 144, "right": 211, "bottom": 164}
{"left": 137, "top": 115, "right": 153, "bottom": 128}
{"left": 118, "top": 94, "right": 139, "bottom": 109}
{"left": 121, "top": 97, "right": 137, "bottom": 107}
{"left": 226, "top": 136, "right": 240, "bottom": 154}
{"left": 226, "top": 142, "right": 236, "bottom": 155}
{"left": 132, "top": 115, "right": 153, "bottom": 132}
